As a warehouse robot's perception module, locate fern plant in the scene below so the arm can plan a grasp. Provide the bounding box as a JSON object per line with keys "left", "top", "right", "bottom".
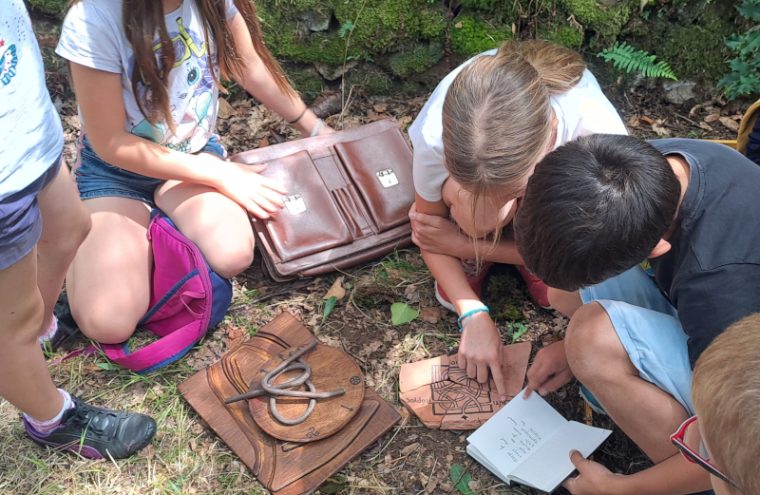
{"left": 598, "top": 42, "right": 677, "bottom": 80}
{"left": 718, "top": 0, "right": 760, "bottom": 100}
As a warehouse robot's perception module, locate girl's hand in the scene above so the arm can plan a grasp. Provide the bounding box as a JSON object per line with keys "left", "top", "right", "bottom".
{"left": 409, "top": 204, "right": 471, "bottom": 258}
{"left": 212, "top": 161, "right": 286, "bottom": 219}
{"left": 458, "top": 312, "right": 508, "bottom": 400}
{"left": 564, "top": 451, "right": 623, "bottom": 495}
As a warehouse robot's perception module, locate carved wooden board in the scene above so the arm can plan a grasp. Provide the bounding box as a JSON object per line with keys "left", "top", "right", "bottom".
{"left": 398, "top": 342, "right": 531, "bottom": 430}
{"left": 179, "top": 312, "right": 400, "bottom": 495}
{"left": 249, "top": 344, "right": 365, "bottom": 443}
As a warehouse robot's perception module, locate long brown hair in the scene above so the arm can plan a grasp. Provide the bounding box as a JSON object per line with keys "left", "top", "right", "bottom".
{"left": 442, "top": 40, "right": 585, "bottom": 200}
{"left": 115, "top": 0, "right": 294, "bottom": 131}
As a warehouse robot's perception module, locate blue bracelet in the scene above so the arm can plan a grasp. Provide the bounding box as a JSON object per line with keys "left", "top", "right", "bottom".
{"left": 457, "top": 306, "right": 490, "bottom": 333}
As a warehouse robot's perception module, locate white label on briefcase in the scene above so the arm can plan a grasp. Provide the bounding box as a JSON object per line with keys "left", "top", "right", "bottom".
{"left": 376, "top": 169, "right": 399, "bottom": 188}
{"left": 284, "top": 194, "right": 307, "bottom": 215}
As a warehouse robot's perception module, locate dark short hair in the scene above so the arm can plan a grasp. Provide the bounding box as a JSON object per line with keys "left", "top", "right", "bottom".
{"left": 514, "top": 134, "right": 680, "bottom": 291}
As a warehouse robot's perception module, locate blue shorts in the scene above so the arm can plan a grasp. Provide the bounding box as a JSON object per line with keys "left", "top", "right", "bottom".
{"left": 579, "top": 266, "right": 694, "bottom": 414}
{"left": 0, "top": 157, "right": 62, "bottom": 270}
{"left": 75, "top": 135, "right": 227, "bottom": 206}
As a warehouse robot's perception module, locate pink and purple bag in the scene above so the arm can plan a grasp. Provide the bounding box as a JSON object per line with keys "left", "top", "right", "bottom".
{"left": 100, "top": 211, "right": 232, "bottom": 374}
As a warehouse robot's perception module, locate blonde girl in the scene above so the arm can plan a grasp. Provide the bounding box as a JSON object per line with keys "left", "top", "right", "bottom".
{"left": 55, "top": 0, "right": 330, "bottom": 344}
{"left": 408, "top": 40, "right": 626, "bottom": 395}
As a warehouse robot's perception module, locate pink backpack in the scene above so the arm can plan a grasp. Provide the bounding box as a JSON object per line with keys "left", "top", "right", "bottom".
{"left": 100, "top": 211, "right": 233, "bottom": 373}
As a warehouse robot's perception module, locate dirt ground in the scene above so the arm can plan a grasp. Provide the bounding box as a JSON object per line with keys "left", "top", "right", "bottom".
{"left": 0, "top": 16, "right": 745, "bottom": 495}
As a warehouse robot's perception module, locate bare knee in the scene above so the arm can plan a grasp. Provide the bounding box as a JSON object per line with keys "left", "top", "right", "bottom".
{"left": 564, "top": 302, "right": 624, "bottom": 383}
{"left": 72, "top": 301, "right": 139, "bottom": 344}
{"left": 204, "top": 239, "right": 254, "bottom": 278}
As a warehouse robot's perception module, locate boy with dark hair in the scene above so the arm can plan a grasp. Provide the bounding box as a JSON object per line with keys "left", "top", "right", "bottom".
{"left": 514, "top": 134, "right": 760, "bottom": 494}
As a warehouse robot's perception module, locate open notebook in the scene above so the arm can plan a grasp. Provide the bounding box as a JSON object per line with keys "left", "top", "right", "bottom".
{"left": 466, "top": 389, "right": 612, "bottom": 493}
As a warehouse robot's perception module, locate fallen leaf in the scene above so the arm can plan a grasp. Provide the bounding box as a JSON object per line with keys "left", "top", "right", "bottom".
{"left": 719, "top": 116, "right": 739, "bottom": 132}
{"left": 698, "top": 121, "right": 713, "bottom": 131}
{"left": 323, "top": 276, "right": 346, "bottom": 301}
{"left": 391, "top": 302, "right": 419, "bottom": 326}
{"left": 218, "top": 97, "right": 235, "bottom": 119}
{"left": 322, "top": 296, "right": 338, "bottom": 324}
{"left": 704, "top": 113, "right": 721, "bottom": 123}
{"left": 421, "top": 307, "right": 442, "bottom": 324}
{"left": 449, "top": 464, "right": 475, "bottom": 495}
{"left": 639, "top": 115, "right": 655, "bottom": 125}
{"left": 626, "top": 115, "right": 641, "bottom": 128}
{"left": 651, "top": 120, "right": 671, "bottom": 136}
{"left": 258, "top": 135, "right": 270, "bottom": 148}
{"left": 404, "top": 284, "right": 421, "bottom": 303}
{"left": 373, "top": 102, "right": 388, "bottom": 113}
{"left": 400, "top": 442, "right": 420, "bottom": 456}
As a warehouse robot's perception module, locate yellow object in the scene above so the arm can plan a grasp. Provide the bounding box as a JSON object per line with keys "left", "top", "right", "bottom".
{"left": 709, "top": 99, "right": 760, "bottom": 155}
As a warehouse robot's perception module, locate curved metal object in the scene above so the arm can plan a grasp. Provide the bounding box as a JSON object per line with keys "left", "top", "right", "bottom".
{"left": 223, "top": 340, "right": 345, "bottom": 425}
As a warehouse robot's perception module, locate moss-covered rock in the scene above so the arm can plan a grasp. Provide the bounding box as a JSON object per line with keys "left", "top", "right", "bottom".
{"left": 282, "top": 63, "right": 325, "bottom": 101}
{"left": 450, "top": 16, "right": 512, "bottom": 57}
{"left": 345, "top": 64, "right": 396, "bottom": 96}
{"left": 539, "top": 24, "right": 584, "bottom": 49}
{"left": 558, "top": 0, "right": 637, "bottom": 48}
{"left": 383, "top": 42, "right": 444, "bottom": 78}
{"left": 26, "top": 0, "right": 67, "bottom": 17}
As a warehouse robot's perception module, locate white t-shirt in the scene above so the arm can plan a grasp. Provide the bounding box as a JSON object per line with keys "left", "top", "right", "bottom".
{"left": 0, "top": 0, "right": 64, "bottom": 200}
{"left": 56, "top": 0, "right": 238, "bottom": 153}
{"left": 408, "top": 49, "right": 628, "bottom": 202}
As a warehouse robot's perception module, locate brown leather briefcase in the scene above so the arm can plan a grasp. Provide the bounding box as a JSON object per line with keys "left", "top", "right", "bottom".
{"left": 232, "top": 120, "right": 415, "bottom": 281}
{"left": 179, "top": 312, "right": 401, "bottom": 495}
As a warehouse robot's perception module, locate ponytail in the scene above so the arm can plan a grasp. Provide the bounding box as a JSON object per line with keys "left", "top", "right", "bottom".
{"left": 498, "top": 40, "right": 585, "bottom": 96}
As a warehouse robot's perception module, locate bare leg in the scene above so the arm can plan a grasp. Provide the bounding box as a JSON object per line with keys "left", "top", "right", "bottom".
{"left": 547, "top": 288, "right": 583, "bottom": 318}
{"left": 0, "top": 249, "right": 62, "bottom": 419}
{"left": 35, "top": 160, "right": 91, "bottom": 333}
{"left": 155, "top": 180, "right": 254, "bottom": 278}
{"left": 67, "top": 197, "right": 152, "bottom": 344}
{"left": 564, "top": 303, "right": 688, "bottom": 463}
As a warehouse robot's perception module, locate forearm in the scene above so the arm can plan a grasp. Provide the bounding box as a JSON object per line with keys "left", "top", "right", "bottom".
{"left": 609, "top": 455, "right": 711, "bottom": 495}
{"left": 468, "top": 237, "right": 525, "bottom": 265}
{"left": 90, "top": 132, "right": 221, "bottom": 186}
{"left": 421, "top": 250, "right": 485, "bottom": 314}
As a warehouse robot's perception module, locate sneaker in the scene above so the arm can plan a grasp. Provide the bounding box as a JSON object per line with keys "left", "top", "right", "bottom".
{"left": 24, "top": 396, "right": 156, "bottom": 459}
{"left": 515, "top": 265, "right": 552, "bottom": 309}
{"left": 434, "top": 261, "right": 494, "bottom": 313}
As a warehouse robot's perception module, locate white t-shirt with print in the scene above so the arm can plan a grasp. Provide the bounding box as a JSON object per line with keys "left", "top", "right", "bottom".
{"left": 56, "top": 0, "right": 238, "bottom": 153}
{"left": 408, "top": 49, "right": 628, "bottom": 202}
{"left": 0, "top": 0, "right": 64, "bottom": 200}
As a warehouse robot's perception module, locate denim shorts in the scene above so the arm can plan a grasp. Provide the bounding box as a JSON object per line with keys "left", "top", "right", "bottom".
{"left": 75, "top": 135, "right": 227, "bottom": 206}
{"left": 579, "top": 266, "right": 695, "bottom": 414}
{"left": 0, "top": 157, "right": 62, "bottom": 270}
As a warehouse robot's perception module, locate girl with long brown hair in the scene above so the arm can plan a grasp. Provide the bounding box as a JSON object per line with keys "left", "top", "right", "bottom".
{"left": 55, "top": 0, "right": 331, "bottom": 345}
{"left": 408, "top": 40, "right": 626, "bottom": 396}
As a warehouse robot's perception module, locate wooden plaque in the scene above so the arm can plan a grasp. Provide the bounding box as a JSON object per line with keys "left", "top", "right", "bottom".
{"left": 398, "top": 342, "right": 531, "bottom": 430}
{"left": 249, "top": 344, "right": 365, "bottom": 443}
{"left": 179, "top": 312, "right": 400, "bottom": 495}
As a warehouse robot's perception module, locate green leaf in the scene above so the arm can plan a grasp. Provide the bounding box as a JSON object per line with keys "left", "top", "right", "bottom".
{"left": 322, "top": 296, "right": 338, "bottom": 325}
{"left": 449, "top": 464, "right": 475, "bottom": 495}
{"left": 509, "top": 322, "right": 529, "bottom": 343}
{"left": 96, "top": 361, "right": 122, "bottom": 371}
{"left": 338, "top": 20, "right": 354, "bottom": 38}
{"left": 390, "top": 302, "right": 419, "bottom": 326}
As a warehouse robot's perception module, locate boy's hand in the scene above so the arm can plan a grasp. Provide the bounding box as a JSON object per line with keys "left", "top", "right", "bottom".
{"left": 564, "top": 450, "right": 623, "bottom": 495}
{"left": 458, "top": 312, "right": 508, "bottom": 400}
{"left": 525, "top": 340, "right": 573, "bottom": 397}
{"left": 409, "top": 204, "right": 470, "bottom": 258}
{"left": 214, "top": 161, "right": 286, "bottom": 219}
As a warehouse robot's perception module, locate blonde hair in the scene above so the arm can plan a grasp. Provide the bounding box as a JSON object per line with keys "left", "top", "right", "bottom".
{"left": 442, "top": 40, "right": 585, "bottom": 199}
{"left": 692, "top": 313, "right": 760, "bottom": 494}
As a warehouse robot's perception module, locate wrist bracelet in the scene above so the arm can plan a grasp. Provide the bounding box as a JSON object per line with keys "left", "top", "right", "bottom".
{"left": 287, "top": 106, "right": 308, "bottom": 125}
{"left": 457, "top": 305, "right": 490, "bottom": 333}
{"left": 310, "top": 118, "right": 325, "bottom": 137}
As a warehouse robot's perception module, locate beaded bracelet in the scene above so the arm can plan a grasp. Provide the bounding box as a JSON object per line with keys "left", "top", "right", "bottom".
{"left": 457, "top": 305, "right": 490, "bottom": 333}
{"left": 287, "top": 106, "right": 308, "bottom": 125}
